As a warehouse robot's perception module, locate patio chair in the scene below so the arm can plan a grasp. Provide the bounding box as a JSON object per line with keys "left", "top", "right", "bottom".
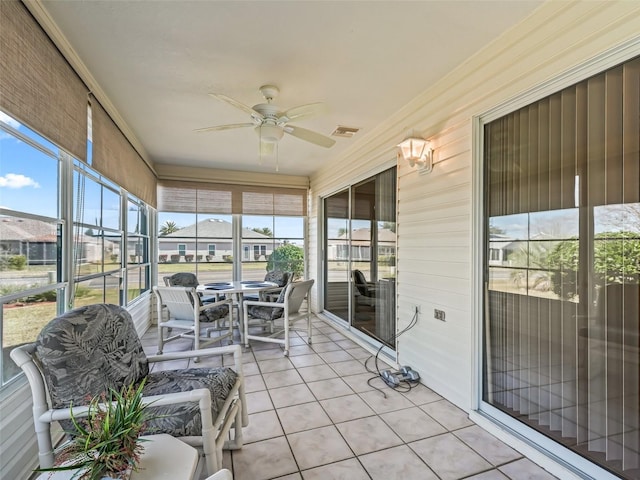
{"left": 353, "top": 269, "right": 377, "bottom": 305}
{"left": 153, "top": 285, "right": 233, "bottom": 355}
{"left": 243, "top": 270, "right": 292, "bottom": 302}
{"left": 164, "top": 272, "right": 219, "bottom": 303}
{"left": 243, "top": 279, "right": 314, "bottom": 356}
{"left": 9, "top": 304, "right": 248, "bottom": 476}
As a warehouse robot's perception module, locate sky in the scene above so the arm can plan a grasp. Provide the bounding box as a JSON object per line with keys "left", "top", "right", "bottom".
{"left": 0, "top": 111, "right": 59, "bottom": 218}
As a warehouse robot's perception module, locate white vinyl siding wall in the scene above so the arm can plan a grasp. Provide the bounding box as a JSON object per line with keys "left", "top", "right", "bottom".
{"left": 309, "top": 0, "right": 640, "bottom": 428}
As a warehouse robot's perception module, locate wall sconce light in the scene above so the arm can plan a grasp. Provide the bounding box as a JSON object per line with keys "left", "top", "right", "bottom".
{"left": 397, "top": 133, "right": 433, "bottom": 174}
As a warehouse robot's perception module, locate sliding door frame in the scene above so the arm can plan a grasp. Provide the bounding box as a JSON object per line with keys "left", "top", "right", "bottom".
{"left": 472, "top": 38, "right": 640, "bottom": 480}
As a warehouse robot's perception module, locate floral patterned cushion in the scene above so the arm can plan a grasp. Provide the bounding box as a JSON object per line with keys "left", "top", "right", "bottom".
{"left": 142, "top": 367, "right": 238, "bottom": 437}
{"left": 35, "top": 304, "right": 149, "bottom": 410}
{"left": 167, "top": 272, "right": 199, "bottom": 288}
{"left": 201, "top": 304, "right": 230, "bottom": 322}
{"left": 246, "top": 287, "right": 287, "bottom": 321}
{"left": 264, "top": 270, "right": 289, "bottom": 287}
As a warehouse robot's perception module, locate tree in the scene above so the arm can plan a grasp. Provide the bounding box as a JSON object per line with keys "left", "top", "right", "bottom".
{"left": 546, "top": 231, "right": 640, "bottom": 299}
{"left": 252, "top": 227, "right": 273, "bottom": 237}
{"left": 159, "top": 221, "right": 179, "bottom": 236}
{"left": 267, "top": 244, "right": 304, "bottom": 279}
{"left": 489, "top": 224, "right": 506, "bottom": 235}
{"left": 381, "top": 222, "right": 396, "bottom": 233}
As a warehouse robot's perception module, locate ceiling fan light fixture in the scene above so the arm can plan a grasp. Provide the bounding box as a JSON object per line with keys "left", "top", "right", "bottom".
{"left": 255, "top": 124, "right": 284, "bottom": 143}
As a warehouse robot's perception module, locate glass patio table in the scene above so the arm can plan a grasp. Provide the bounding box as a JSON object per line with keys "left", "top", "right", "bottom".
{"left": 197, "top": 280, "right": 279, "bottom": 341}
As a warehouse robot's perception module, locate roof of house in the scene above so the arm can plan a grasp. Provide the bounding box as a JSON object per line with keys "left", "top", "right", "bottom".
{"left": 339, "top": 228, "right": 396, "bottom": 242}
{"left": 0, "top": 217, "right": 57, "bottom": 242}
{"left": 161, "top": 218, "right": 271, "bottom": 239}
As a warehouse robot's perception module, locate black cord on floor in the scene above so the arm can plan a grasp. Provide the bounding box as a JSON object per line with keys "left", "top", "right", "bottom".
{"left": 364, "top": 309, "right": 420, "bottom": 397}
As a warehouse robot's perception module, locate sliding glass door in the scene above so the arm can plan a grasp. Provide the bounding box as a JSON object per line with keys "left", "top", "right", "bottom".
{"left": 323, "top": 167, "right": 397, "bottom": 347}
{"left": 483, "top": 56, "right": 640, "bottom": 478}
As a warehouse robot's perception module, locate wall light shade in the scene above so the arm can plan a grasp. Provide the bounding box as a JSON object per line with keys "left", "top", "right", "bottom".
{"left": 397, "top": 134, "right": 433, "bottom": 174}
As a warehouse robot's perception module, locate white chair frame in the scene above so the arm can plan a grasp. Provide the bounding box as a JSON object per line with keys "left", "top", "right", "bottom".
{"left": 10, "top": 344, "right": 249, "bottom": 475}
{"left": 153, "top": 286, "right": 234, "bottom": 356}
{"left": 243, "top": 279, "right": 314, "bottom": 356}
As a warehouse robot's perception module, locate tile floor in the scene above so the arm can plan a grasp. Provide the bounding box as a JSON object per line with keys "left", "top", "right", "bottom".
{"left": 141, "top": 315, "right": 559, "bottom": 480}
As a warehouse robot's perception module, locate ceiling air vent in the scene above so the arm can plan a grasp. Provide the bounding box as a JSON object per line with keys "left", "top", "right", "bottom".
{"left": 331, "top": 125, "right": 360, "bottom": 138}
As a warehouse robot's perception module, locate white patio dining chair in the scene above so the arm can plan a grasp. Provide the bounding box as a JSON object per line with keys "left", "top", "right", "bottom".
{"left": 243, "top": 279, "right": 314, "bottom": 356}
{"left": 153, "top": 285, "right": 234, "bottom": 356}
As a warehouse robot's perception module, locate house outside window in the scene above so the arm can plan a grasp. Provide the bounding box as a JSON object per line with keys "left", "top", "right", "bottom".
{"left": 253, "top": 244, "right": 266, "bottom": 260}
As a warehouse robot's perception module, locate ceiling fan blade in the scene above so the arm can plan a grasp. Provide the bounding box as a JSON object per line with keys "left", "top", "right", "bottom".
{"left": 194, "top": 123, "right": 254, "bottom": 133}
{"left": 279, "top": 102, "right": 326, "bottom": 123}
{"left": 208, "top": 93, "right": 265, "bottom": 120}
{"left": 284, "top": 125, "right": 336, "bottom": 148}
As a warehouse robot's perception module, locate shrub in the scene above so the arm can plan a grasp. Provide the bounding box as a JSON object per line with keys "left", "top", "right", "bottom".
{"left": 8, "top": 255, "right": 27, "bottom": 270}
{"left": 267, "top": 244, "right": 304, "bottom": 279}
{"left": 185, "top": 254, "right": 194, "bottom": 262}
{"left": 158, "top": 255, "right": 168, "bottom": 263}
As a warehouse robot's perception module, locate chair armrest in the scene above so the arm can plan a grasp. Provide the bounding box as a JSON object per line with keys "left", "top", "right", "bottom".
{"left": 258, "top": 286, "right": 282, "bottom": 301}
{"left": 205, "top": 469, "right": 233, "bottom": 480}
{"left": 242, "top": 299, "right": 284, "bottom": 308}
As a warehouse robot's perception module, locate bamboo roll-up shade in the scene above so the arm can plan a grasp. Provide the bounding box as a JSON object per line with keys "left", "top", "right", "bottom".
{"left": 158, "top": 180, "right": 307, "bottom": 216}
{"left": 0, "top": 0, "right": 88, "bottom": 161}
{"left": 91, "top": 99, "right": 157, "bottom": 207}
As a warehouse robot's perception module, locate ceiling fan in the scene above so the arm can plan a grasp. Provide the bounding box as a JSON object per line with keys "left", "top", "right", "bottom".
{"left": 195, "top": 85, "right": 336, "bottom": 155}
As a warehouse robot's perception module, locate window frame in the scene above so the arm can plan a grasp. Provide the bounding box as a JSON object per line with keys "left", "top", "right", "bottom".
{"left": 472, "top": 40, "right": 640, "bottom": 480}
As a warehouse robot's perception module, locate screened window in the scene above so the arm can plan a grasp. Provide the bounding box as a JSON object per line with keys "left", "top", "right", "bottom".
{"left": 0, "top": 110, "right": 153, "bottom": 388}
{"left": 157, "top": 181, "right": 307, "bottom": 285}
{"left": 0, "top": 112, "right": 63, "bottom": 387}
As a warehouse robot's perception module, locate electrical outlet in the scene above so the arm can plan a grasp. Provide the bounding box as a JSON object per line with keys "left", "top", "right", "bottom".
{"left": 434, "top": 309, "right": 446, "bottom": 321}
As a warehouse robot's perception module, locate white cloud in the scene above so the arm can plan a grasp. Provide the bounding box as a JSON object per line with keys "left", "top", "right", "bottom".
{"left": 0, "top": 173, "right": 40, "bottom": 189}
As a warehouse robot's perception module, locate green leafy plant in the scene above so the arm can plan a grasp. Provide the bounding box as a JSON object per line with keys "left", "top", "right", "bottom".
{"left": 8, "top": 254, "right": 27, "bottom": 270}
{"left": 36, "top": 381, "right": 150, "bottom": 480}
{"left": 267, "top": 244, "right": 304, "bottom": 279}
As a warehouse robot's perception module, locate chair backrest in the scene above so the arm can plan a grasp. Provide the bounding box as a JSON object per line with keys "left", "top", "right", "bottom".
{"left": 264, "top": 270, "right": 290, "bottom": 287}
{"left": 153, "top": 286, "right": 201, "bottom": 321}
{"left": 166, "top": 272, "right": 199, "bottom": 288}
{"left": 28, "top": 304, "right": 148, "bottom": 410}
{"left": 284, "top": 279, "right": 314, "bottom": 315}
{"left": 10, "top": 304, "right": 147, "bottom": 469}
{"left": 352, "top": 269, "right": 370, "bottom": 296}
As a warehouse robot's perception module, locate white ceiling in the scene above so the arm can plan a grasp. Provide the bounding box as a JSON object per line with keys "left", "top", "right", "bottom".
{"left": 38, "top": 0, "right": 543, "bottom": 177}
